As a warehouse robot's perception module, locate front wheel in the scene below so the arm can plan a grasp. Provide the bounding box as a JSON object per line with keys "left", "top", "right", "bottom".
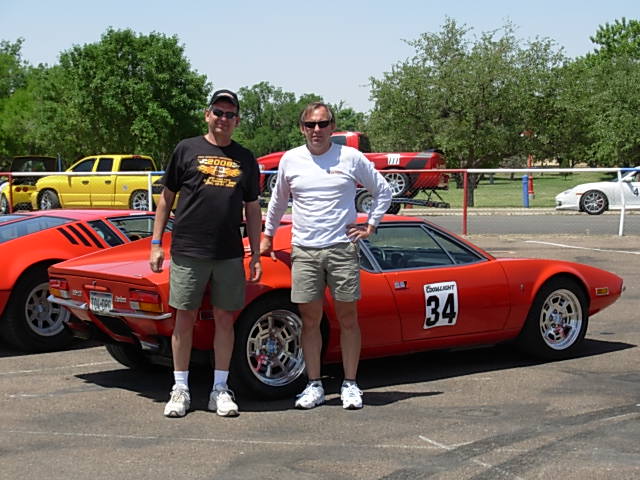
{"left": 356, "top": 190, "right": 400, "bottom": 214}
{"left": 0, "top": 194, "right": 8, "bottom": 214}
{"left": 1, "top": 266, "right": 73, "bottom": 351}
{"left": 580, "top": 190, "right": 608, "bottom": 215}
{"left": 38, "top": 190, "right": 61, "bottom": 210}
{"left": 129, "top": 190, "right": 152, "bottom": 210}
{"left": 231, "top": 293, "right": 307, "bottom": 399}
{"left": 516, "top": 277, "right": 588, "bottom": 360}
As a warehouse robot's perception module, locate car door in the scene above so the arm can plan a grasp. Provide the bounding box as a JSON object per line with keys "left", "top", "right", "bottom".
{"left": 362, "top": 223, "right": 510, "bottom": 342}
{"left": 356, "top": 247, "right": 403, "bottom": 349}
{"left": 89, "top": 157, "right": 115, "bottom": 207}
{"left": 621, "top": 170, "right": 640, "bottom": 207}
{"left": 63, "top": 158, "right": 96, "bottom": 206}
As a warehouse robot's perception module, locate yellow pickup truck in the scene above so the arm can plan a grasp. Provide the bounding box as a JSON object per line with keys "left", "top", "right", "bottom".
{"left": 31, "top": 154, "right": 164, "bottom": 211}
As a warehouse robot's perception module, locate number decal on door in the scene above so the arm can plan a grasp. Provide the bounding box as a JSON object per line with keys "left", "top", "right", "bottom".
{"left": 423, "top": 281, "right": 459, "bottom": 329}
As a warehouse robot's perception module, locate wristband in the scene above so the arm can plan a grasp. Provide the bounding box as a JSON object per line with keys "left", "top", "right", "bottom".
{"left": 151, "top": 239, "right": 162, "bottom": 245}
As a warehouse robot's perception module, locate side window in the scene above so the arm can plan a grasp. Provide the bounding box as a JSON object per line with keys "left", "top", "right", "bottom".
{"left": 330, "top": 135, "right": 346, "bottom": 146}
{"left": 362, "top": 224, "right": 483, "bottom": 271}
{"left": 106, "top": 215, "right": 173, "bottom": 241}
{"left": 72, "top": 158, "right": 96, "bottom": 172}
{"left": 96, "top": 158, "right": 114, "bottom": 172}
{"left": 358, "top": 134, "right": 371, "bottom": 153}
{"left": 87, "top": 220, "right": 124, "bottom": 246}
{"left": 120, "top": 157, "right": 153, "bottom": 172}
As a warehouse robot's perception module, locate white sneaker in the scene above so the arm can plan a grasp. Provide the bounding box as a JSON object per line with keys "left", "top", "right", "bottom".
{"left": 295, "top": 382, "right": 325, "bottom": 409}
{"left": 341, "top": 383, "right": 363, "bottom": 409}
{"left": 208, "top": 385, "right": 239, "bottom": 417}
{"left": 164, "top": 385, "right": 190, "bottom": 417}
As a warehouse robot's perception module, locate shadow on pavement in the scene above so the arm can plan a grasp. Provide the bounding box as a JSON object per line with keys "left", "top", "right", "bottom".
{"left": 72, "top": 338, "right": 633, "bottom": 413}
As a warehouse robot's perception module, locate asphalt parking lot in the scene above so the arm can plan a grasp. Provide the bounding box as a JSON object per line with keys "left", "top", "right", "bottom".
{"left": 1, "top": 233, "right": 638, "bottom": 480}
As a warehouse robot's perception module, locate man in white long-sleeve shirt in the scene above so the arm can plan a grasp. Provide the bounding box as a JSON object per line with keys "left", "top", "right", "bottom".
{"left": 260, "top": 102, "right": 392, "bottom": 410}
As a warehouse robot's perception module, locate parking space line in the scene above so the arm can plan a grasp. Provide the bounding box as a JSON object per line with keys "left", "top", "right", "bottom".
{"left": 0, "top": 361, "right": 115, "bottom": 376}
{"left": 525, "top": 241, "right": 640, "bottom": 255}
{"left": 3, "top": 429, "right": 443, "bottom": 451}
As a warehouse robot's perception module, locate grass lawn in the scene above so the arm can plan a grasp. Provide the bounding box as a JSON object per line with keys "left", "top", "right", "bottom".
{"left": 416, "top": 171, "right": 617, "bottom": 208}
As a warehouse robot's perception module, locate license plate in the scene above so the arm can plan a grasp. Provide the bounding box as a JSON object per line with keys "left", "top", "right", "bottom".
{"left": 89, "top": 291, "right": 113, "bottom": 313}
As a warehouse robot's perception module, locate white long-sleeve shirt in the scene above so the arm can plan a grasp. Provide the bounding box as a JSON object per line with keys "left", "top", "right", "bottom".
{"left": 264, "top": 143, "right": 392, "bottom": 248}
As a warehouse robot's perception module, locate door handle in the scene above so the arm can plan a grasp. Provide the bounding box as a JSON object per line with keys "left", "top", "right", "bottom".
{"left": 82, "top": 180, "right": 89, "bottom": 185}
{"left": 105, "top": 180, "right": 111, "bottom": 184}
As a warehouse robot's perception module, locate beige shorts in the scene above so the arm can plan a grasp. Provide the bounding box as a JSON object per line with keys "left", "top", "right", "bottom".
{"left": 290, "top": 242, "right": 361, "bottom": 303}
{"left": 169, "top": 254, "right": 245, "bottom": 311}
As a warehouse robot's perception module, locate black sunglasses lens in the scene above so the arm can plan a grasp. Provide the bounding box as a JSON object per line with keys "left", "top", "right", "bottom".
{"left": 212, "top": 108, "right": 236, "bottom": 119}
{"left": 304, "top": 120, "right": 330, "bottom": 128}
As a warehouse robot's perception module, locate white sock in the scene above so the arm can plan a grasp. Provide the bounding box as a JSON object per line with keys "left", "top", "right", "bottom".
{"left": 213, "top": 369, "right": 229, "bottom": 389}
{"left": 173, "top": 370, "right": 189, "bottom": 389}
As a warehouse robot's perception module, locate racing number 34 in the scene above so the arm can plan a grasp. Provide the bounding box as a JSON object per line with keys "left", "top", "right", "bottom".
{"left": 423, "top": 281, "right": 459, "bottom": 329}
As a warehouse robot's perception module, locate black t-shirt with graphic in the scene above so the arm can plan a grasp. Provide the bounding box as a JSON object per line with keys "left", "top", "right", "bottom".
{"left": 162, "top": 135, "right": 259, "bottom": 259}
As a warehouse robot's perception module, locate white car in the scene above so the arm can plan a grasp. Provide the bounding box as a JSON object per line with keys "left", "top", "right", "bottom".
{"left": 555, "top": 168, "right": 640, "bottom": 215}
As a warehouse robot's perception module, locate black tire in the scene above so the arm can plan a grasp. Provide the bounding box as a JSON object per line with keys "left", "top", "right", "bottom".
{"left": 129, "top": 190, "right": 153, "bottom": 211}
{"left": 1, "top": 266, "right": 73, "bottom": 352}
{"left": 580, "top": 189, "right": 608, "bottom": 215}
{"left": 105, "top": 343, "right": 154, "bottom": 370}
{"left": 0, "top": 193, "right": 8, "bottom": 214}
{"left": 383, "top": 171, "right": 411, "bottom": 197}
{"left": 356, "top": 190, "right": 400, "bottom": 214}
{"left": 516, "top": 277, "right": 588, "bottom": 360}
{"left": 266, "top": 173, "right": 278, "bottom": 194}
{"left": 231, "top": 293, "right": 307, "bottom": 399}
{"left": 38, "top": 189, "right": 61, "bottom": 210}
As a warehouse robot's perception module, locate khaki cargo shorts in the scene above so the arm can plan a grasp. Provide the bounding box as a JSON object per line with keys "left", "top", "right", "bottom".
{"left": 291, "top": 242, "right": 361, "bottom": 303}
{"left": 169, "top": 254, "right": 245, "bottom": 311}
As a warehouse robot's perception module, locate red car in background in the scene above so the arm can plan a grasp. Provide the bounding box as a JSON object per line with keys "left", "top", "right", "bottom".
{"left": 0, "top": 209, "right": 171, "bottom": 351}
{"left": 48, "top": 215, "right": 623, "bottom": 399}
{"left": 258, "top": 131, "right": 449, "bottom": 199}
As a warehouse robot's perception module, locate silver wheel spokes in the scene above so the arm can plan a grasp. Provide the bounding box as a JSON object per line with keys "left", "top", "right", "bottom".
{"left": 583, "top": 192, "right": 604, "bottom": 213}
{"left": 539, "top": 289, "right": 582, "bottom": 350}
{"left": 246, "top": 309, "right": 305, "bottom": 386}
{"left": 384, "top": 173, "right": 407, "bottom": 196}
{"left": 132, "top": 192, "right": 148, "bottom": 210}
{"left": 40, "top": 193, "right": 51, "bottom": 210}
{"left": 25, "top": 282, "right": 69, "bottom": 336}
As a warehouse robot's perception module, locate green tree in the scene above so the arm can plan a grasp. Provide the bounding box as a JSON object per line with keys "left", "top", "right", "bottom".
{"left": 52, "top": 28, "right": 209, "bottom": 165}
{"left": 368, "top": 19, "right": 566, "bottom": 202}
{"left": 234, "top": 82, "right": 322, "bottom": 157}
{"left": 588, "top": 17, "right": 640, "bottom": 59}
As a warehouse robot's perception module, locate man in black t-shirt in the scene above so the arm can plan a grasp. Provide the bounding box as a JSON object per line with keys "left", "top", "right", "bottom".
{"left": 150, "top": 89, "right": 262, "bottom": 418}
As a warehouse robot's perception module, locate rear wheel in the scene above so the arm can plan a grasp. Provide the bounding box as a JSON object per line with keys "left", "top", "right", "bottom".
{"left": 105, "top": 343, "right": 154, "bottom": 369}
{"left": 580, "top": 190, "right": 608, "bottom": 215}
{"left": 231, "top": 293, "right": 307, "bottom": 399}
{"left": 516, "top": 278, "right": 588, "bottom": 360}
{"left": 129, "top": 190, "right": 152, "bottom": 210}
{"left": 38, "top": 190, "right": 61, "bottom": 210}
{"left": 383, "top": 171, "right": 410, "bottom": 197}
{"left": 356, "top": 190, "right": 400, "bottom": 214}
{"left": 1, "top": 266, "right": 73, "bottom": 351}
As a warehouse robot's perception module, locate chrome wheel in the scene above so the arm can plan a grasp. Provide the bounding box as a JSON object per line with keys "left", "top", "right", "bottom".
{"left": 538, "top": 288, "right": 583, "bottom": 350}
{"left": 383, "top": 172, "right": 410, "bottom": 196}
{"left": 245, "top": 308, "right": 305, "bottom": 387}
{"left": 130, "top": 190, "right": 150, "bottom": 210}
{"left": 0, "top": 194, "right": 8, "bottom": 214}
{"left": 580, "top": 190, "right": 608, "bottom": 215}
{"left": 25, "top": 281, "right": 69, "bottom": 337}
{"left": 39, "top": 190, "right": 60, "bottom": 210}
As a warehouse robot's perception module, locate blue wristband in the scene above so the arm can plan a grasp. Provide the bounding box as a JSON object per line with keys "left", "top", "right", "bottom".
{"left": 151, "top": 239, "right": 162, "bottom": 245}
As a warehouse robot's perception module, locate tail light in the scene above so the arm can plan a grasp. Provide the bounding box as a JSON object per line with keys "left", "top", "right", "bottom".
{"left": 49, "top": 278, "right": 70, "bottom": 298}
{"left": 129, "top": 289, "right": 162, "bottom": 313}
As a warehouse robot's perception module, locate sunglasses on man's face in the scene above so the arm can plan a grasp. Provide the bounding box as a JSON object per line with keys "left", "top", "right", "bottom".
{"left": 210, "top": 108, "right": 238, "bottom": 119}
{"left": 303, "top": 120, "right": 332, "bottom": 129}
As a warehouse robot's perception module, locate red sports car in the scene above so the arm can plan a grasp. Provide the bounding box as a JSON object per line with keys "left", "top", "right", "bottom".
{"left": 47, "top": 216, "right": 624, "bottom": 399}
{"left": 0, "top": 209, "right": 171, "bottom": 351}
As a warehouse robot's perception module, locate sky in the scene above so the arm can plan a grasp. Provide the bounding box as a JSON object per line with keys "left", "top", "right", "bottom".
{"left": 1, "top": 0, "right": 638, "bottom": 113}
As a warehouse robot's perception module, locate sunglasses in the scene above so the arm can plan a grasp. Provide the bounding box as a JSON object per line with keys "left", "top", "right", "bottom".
{"left": 303, "top": 120, "right": 332, "bottom": 129}
{"left": 210, "top": 108, "right": 238, "bottom": 119}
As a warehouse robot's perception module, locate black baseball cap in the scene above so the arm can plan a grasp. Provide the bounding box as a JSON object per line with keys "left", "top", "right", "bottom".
{"left": 209, "top": 89, "right": 239, "bottom": 110}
